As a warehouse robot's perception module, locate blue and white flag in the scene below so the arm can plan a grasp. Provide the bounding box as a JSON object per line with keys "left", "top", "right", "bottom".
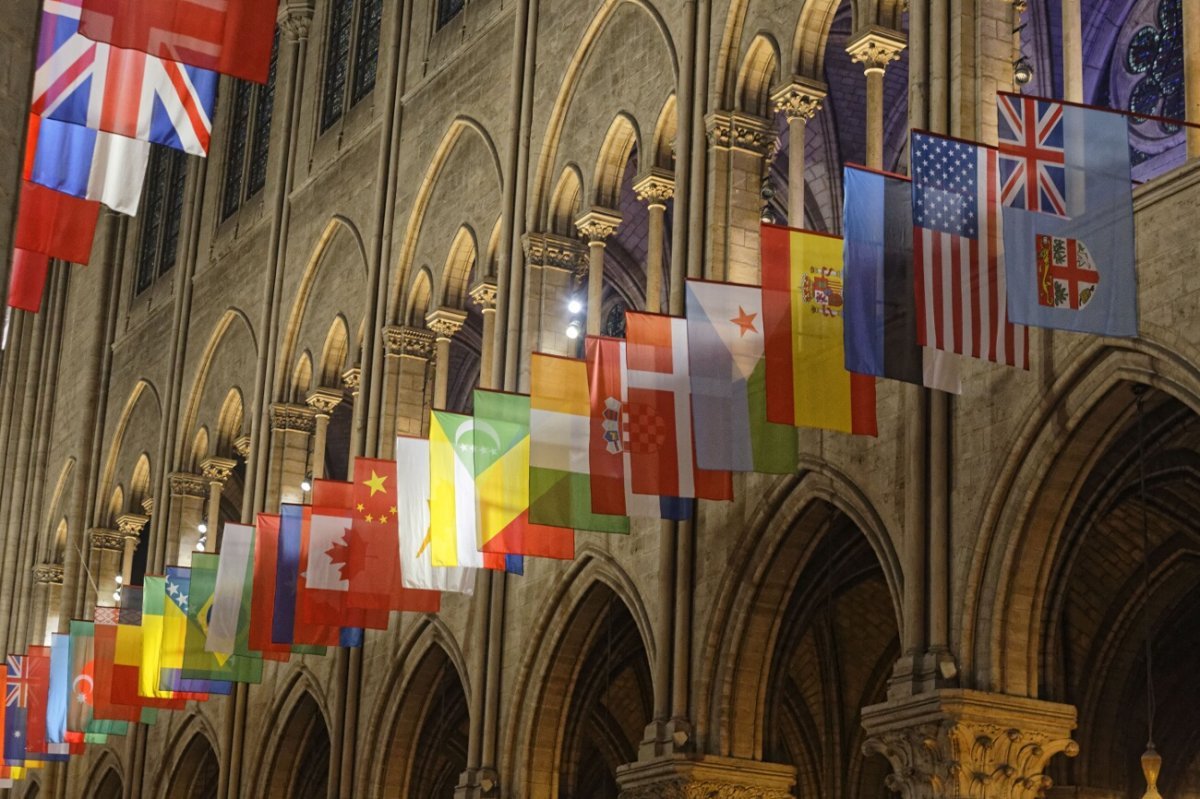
{"left": 46, "top": 635, "right": 70, "bottom": 756}
{"left": 998, "top": 94, "right": 1137, "bottom": 336}
{"left": 29, "top": 116, "right": 150, "bottom": 216}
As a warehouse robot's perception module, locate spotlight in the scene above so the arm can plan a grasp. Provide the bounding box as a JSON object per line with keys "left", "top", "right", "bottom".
{"left": 197, "top": 521, "right": 208, "bottom": 534}
{"left": 300, "top": 475, "right": 313, "bottom": 493}
{"left": 112, "top": 590, "right": 121, "bottom": 602}
{"left": 1013, "top": 57, "right": 1034, "bottom": 86}
{"left": 566, "top": 320, "right": 582, "bottom": 340}
{"left": 760, "top": 207, "right": 777, "bottom": 225}
{"left": 760, "top": 183, "right": 776, "bottom": 201}
{"left": 196, "top": 539, "right": 206, "bottom": 552}
{"left": 567, "top": 297, "right": 584, "bottom": 315}
{"left": 115, "top": 575, "right": 123, "bottom": 585}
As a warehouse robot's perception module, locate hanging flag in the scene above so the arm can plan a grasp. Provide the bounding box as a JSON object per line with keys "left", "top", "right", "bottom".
{"left": 69, "top": 620, "right": 126, "bottom": 743}
{"left": 274, "top": 505, "right": 335, "bottom": 647}
{"left": 32, "top": 0, "right": 219, "bottom": 156}
{"left": 249, "top": 514, "right": 291, "bottom": 660}
{"left": 111, "top": 612, "right": 187, "bottom": 712}
{"left": 4, "top": 656, "right": 31, "bottom": 764}
{"left": 26, "top": 114, "right": 150, "bottom": 216}
{"left": 182, "top": 553, "right": 263, "bottom": 684}
{"left": 911, "top": 131, "right": 1029, "bottom": 368}
{"left": 8, "top": 250, "right": 51, "bottom": 313}
{"left": 430, "top": 411, "right": 510, "bottom": 570}
{"left": 396, "top": 435, "right": 476, "bottom": 594}
{"left": 79, "top": 0, "right": 278, "bottom": 84}
{"left": 15, "top": 181, "right": 100, "bottom": 265}
{"left": 760, "top": 224, "right": 878, "bottom": 434}
{"left": 92, "top": 617, "right": 155, "bottom": 725}
{"left": 160, "top": 567, "right": 231, "bottom": 695}
{"left": 206, "top": 523, "right": 254, "bottom": 656}
{"left": 46, "top": 635, "right": 72, "bottom": 756}
{"left": 529, "top": 354, "right": 629, "bottom": 533}
{"left": 586, "top": 336, "right": 693, "bottom": 520}
{"left": 685, "top": 279, "right": 798, "bottom": 472}
{"left": 24, "top": 646, "right": 56, "bottom": 761}
{"left": 997, "top": 94, "right": 1137, "bottom": 336}
{"left": 842, "top": 165, "right": 963, "bottom": 394}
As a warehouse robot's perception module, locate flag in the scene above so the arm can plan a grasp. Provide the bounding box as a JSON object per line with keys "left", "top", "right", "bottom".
{"left": 911, "top": 131, "right": 1029, "bottom": 368}
{"left": 4, "top": 656, "right": 32, "bottom": 763}
{"left": 32, "top": 0, "right": 219, "bottom": 156}
{"left": 23, "top": 646, "right": 56, "bottom": 760}
{"left": 69, "top": 620, "right": 126, "bottom": 743}
{"left": 80, "top": 0, "right": 278, "bottom": 84}
{"left": 430, "top": 411, "right": 510, "bottom": 570}
{"left": 8, "top": 250, "right": 51, "bottom": 313}
{"left": 161, "top": 567, "right": 231, "bottom": 694}
{"left": 396, "top": 435, "right": 476, "bottom": 593}
{"left": 760, "top": 224, "right": 878, "bottom": 434}
{"left": 997, "top": 94, "right": 1137, "bottom": 336}
{"left": 275, "top": 505, "right": 364, "bottom": 648}
{"left": 91, "top": 617, "right": 154, "bottom": 724}
{"left": 206, "top": 522, "right": 253, "bottom": 655}
{"left": 15, "top": 181, "right": 100, "bottom": 264}
{"left": 110, "top": 613, "right": 185, "bottom": 713}
{"left": 182, "top": 553, "right": 262, "bottom": 683}
{"left": 473, "top": 390, "right": 575, "bottom": 559}
{"left": 685, "top": 279, "right": 798, "bottom": 472}
{"left": 46, "top": 635, "right": 71, "bottom": 756}
{"left": 249, "top": 514, "right": 291, "bottom": 660}
{"left": 26, "top": 114, "right": 150, "bottom": 215}
{"left": 529, "top": 354, "right": 629, "bottom": 532}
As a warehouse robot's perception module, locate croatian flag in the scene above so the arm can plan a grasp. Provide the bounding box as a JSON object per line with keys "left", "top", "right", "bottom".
{"left": 26, "top": 115, "right": 150, "bottom": 215}
{"left": 31, "top": 0, "right": 218, "bottom": 156}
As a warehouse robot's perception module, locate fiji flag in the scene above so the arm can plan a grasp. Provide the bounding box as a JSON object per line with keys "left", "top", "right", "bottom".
{"left": 31, "top": 0, "right": 218, "bottom": 156}
{"left": 998, "top": 93, "right": 1137, "bottom": 336}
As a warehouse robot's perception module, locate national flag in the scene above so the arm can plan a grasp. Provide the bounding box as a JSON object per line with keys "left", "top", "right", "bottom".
{"left": 205, "top": 522, "right": 253, "bottom": 656}
{"left": 110, "top": 612, "right": 186, "bottom": 713}
{"left": 46, "top": 635, "right": 73, "bottom": 756}
{"left": 685, "top": 279, "right": 798, "bottom": 472}
{"left": 80, "top": 0, "right": 278, "bottom": 84}
{"left": 911, "top": 131, "right": 1029, "bottom": 368}
{"left": 395, "top": 435, "right": 476, "bottom": 593}
{"left": 32, "top": 0, "right": 219, "bottom": 156}
{"left": 430, "top": 411, "right": 511, "bottom": 570}
{"left": 182, "top": 553, "right": 262, "bottom": 683}
{"left": 529, "top": 354, "right": 629, "bottom": 533}
{"left": 69, "top": 620, "right": 127, "bottom": 743}
{"left": 998, "top": 95, "right": 1137, "bottom": 336}
{"left": 4, "top": 656, "right": 32, "bottom": 763}
{"left": 997, "top": 94, "right": 1067, "bottom": 216}
{"left": 91, "top": 616, "right": 155, "bottom": 725}
{"left": 760, "top": 224, "right": 877, "bottom": 434}
{"left": 841, "top": 165, "right": 962, "bottom": 393}
{"left": 15, "top": 181, "right": 100, "bottom": 265}
{"left": 23, "top": 646, "right": 56, "bottom": 760}
{"left": 473, "top": 390, "right": 575, "bottom": 559}
{"left": 8, "top": 250, "right": 51, "bottom": 313}
{"left": 26, "top": 114, "right": 150, "bottom": 215}
{"left": 274, "top": 505, "right": 334, "bottom": 647}
{"left": 160, "top": 567, "right": 231, "bottom": 695}
{"left": 249, "top": 514, "right": 292, "bottom": 660}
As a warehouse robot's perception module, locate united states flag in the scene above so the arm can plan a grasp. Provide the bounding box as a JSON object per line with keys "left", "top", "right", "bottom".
{"left": 997, "top": 95, "right": 1067, "bottom": 217}
{"left": 912, "top": 131, "right": 1029, "bottom": 369}
{"left": 31, "top": 0, "right": 218, "bottom": 156}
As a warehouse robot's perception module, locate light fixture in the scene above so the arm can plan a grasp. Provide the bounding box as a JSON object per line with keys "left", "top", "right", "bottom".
{"left": 112, "top": 590, "right": 121, "bottom": 602}
{"left": 300, "top": 474, "right": 313, "bottom": 493}
{"left": 1013, "top": 57, "right": 1034, "bottom": 86}
{"left": 114, "top": 575, "right": 122, "bottom": 585}
{"left": 760, "top": 207, "right": 777, "bottom": 224}
{"left": 197, "top": 521, "right": 208, "bottom": 534}
{"left": 567, "top": 297, "right": 584, "bottom": 315}
{"left": 196, "top": 539, "right": 206, "bottom": 552}
{"left": 566, "top": 320, "right": 582, "bottom": 340}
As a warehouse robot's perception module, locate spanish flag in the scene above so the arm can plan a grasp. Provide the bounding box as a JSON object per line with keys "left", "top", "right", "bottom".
{"left": 761, "top": 224, "right": 877, "bottom": 435}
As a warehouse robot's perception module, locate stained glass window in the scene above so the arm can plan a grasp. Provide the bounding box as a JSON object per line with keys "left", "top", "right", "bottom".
{"left": 136, "top": 148, "right": 189, "bottom": 295}
{"left": 321, "top": 0, "right": 354, "bottom": 132}
{"left": 221, "top": 81, "right": 253, "bottom": 221}
{"left": 437, "top": 0, "right": 465, "bottom": 30}
{"left": 247, "top": 32, "right": 280, "bottom": 197}
{"left": 351, "top": 0, "right": 382, "bottom": 103}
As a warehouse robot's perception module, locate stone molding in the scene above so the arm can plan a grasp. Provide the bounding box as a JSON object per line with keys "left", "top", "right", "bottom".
{"left": 270, "top": 402, "right": 317, "bottom": 434}
{"left": 771, "top": 77, "right": 828, "bottom": 121}
{"left": 168, "top": 472, "right": 208, "bottom": 499}
{"left": 278, "top": 2, "right": 313, "bottom": 41}
{"left": 341, "top": 366, "right": 362, "bottom": 393}
{"left": 89, "top": 528, "right": 125, "bottom": 552}
{"left": 861, "top": 689, "right": 1079, "bottom": 799}
{"left": 34, "top": 563, "right": 63, "bottom": 585}
{"left": 704, "top": 110, "right": 774, "bottom": 154}
{"left": 425, "top": 308, "right": 469, "bottom": 340}
{"left": 522, "top": 232, "right": 588, "bottom": 276}
{"left": 305, "top": 386, "right": 344, "bottom": 417}
{"left": 200, "top": 455, "right": 237, "bottom": 484}
{"left": 140, "top": 497, "right": 155, "bottom": 516}
{"left": 574, "top": 208, "right": 622, "bottom": 243}
{"left": 115, "top": 513, "right": 149, "bottom": 538}
{"left": 633, "top": 168, "right": 676, "bottom": 206}
{"left": 383, "top": 325, "right": 436, "bottom": 359}
{"left": 616, "top": 755, "right": 796, "bottom": 799}
{"left": 469, "top": 279, "right": 498, "bottom": 311}
{"left": 846, "top": 26, "right": 907, "bottom": 73}
{"left": 232, "top": 434, "right": 252, "bottom": 460}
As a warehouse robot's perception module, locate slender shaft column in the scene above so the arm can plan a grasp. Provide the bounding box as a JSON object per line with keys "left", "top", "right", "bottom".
{"left": 770, "top": 79, "right": 826, "bottom": 227}
{"left": 520, "top": 233, "right": 588, "bottom": 361}
{"left": 1061, "top": 0, "right": 1083, "bottom": 102}
{"left": 86, "top": 528, "right": 124, "bottom": 611}
{"left": 1186, "top": 0, "right": 1200, "bottom": 158}
{"left": 200, "top": 457, "right": 235, "bottom": 550}
{"left": 703, "top": 111, "right": 773, "bottom": 282}
{"left": 382, "top": 326, "right": 435, "bottom": 436}
{"left": 470, "top": 281, "right": 499, "bottom": 389}
{"left": 848, "top": 27, "right": 907, "bottom": 171}
{"left": 166, "top": 473, "right": 207, "bottom": 566}
{"left": 305, "top": 388, "right": 343, "bottom": 480}
{"left": 633, "top": 170, "right": 675, "bottom": 313}
{"left": 267, "top": 403, "right": 316, "bottom": 509}
{"left": 115, "top": 513, "right": 148, "bottom": 587}
{"left": 426, "top": 309, "right": 468, "bottom": 410}
{"left": 32, "top": 564, "right": 63, "bottom": 645}
{"left": 575, "top": 209, "right": 622, "bottom": 334}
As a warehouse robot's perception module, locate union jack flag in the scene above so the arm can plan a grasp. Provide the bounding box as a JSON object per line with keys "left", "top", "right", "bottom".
{"left": 31, "top": 0, "right": 218, "bottom": 157}
{"left": 997, "top": 95, "right": 1067, "bottom": 217}
{"left": 5, "top": 657, "right": 31, "bottom": 708}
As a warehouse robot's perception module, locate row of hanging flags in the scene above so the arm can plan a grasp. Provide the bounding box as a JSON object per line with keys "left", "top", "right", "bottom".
{"left": 9, "top": 0, "right": 276, "bottom": 312}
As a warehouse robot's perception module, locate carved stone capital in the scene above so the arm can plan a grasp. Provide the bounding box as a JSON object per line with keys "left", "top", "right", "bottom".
{"left": 846, "top": 26, "right": 907, "bottom": 74}
{"left": 115, "top": 513, "right": 149, "bottom": 538}
{"left": 341, "top": 366, "right": 362, "bottom": 393}
{"left": 233, "top": 434, "right": 252, "bottom": 460}
{"left": 34, "top": 562, "right": 64, "bottom": 585}
{"left": 384, "top": 325, "right": 436, "bottom": 359}
{"left": 861, "top": 690, "right": 1079, "bottom": 799}
{"left": 168, "top": 472, "right": 208, "bottom": 499}
{"left": 705, "top": 110, "right": 774, "bottom": 154}
{"left": 522, "top": 232, "right": 588, "bottom": 276}
{"left": 469, "top": 279, "right": 498, "bottom": 311}
{"left": 278, "top": 2, "right": 314, "bottom": 41}
{"left": 574, "top": 208, "right": 622, "bottom": 243}
{"left": 269, "top": 403, "right": 317, "bottom": 434}
{"left": 200, "top": 456, "right": 238, "bottom": 485}
{"left": 89, "top": 528, "right": 125, "bottom": 552}
{"left": 617, "top": 755, "right": 796, "bottom": 799}
{"left": 140, "top": 497, "right": 155, "bottom": 516}
{"left": 771, "top": 77, "right": 828, "bottom": 121}
{"left": 425, "top": 308, "right": 468, "bottom": 340}
{"left": 633, "top": 168, "right": 676, "bottom": 207}
{"left": 305, "top": 387, "right": 344, "bottom": 417}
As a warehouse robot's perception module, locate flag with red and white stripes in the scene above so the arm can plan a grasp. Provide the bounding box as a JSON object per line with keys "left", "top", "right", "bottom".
{"left": 912, "top": 131, "right": 1029, "bottom": 369}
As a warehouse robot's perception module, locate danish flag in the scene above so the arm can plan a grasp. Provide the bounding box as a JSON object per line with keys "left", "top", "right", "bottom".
{"left": 31, "top": 0, "right": 218, "bottom": 156}
{"left": 997, "top": 95, "right": 1067, "bottom": 217}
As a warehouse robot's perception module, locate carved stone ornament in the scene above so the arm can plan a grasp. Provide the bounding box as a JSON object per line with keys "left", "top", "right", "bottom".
{"left": 861, "top": 689, "right": 1079, "bottom": 799}
{"left": 200, "top": 455, "right": 238, "bottom": 484}
{"left": 305, "top": 386, "right": 344, "bottom": 417}
{"left": 269, "top": 402, "right": 317, "bottom": 434}
{"left": 89, "top": 528, "right": 125, "bottom": 552}
{"left": 846, "top": 26, "right": 907, "bottom": 73}
{"left": 616, "top": 755, "right": 796, "bottom": 799}
{"left": 233, "top": 434, "right": 252, "bottom": 460}
{"left": 115, "top": 513, "right": 149, "bottom": 538}
{"left": 277, "top": 3, "right": 314, "bottom": 41}
{"left": 633, "top": 168, "right": 676, "bottom": 206}
{"left": 341, "top": 365, "right": 362, "bottom": 393}
{"left": 574, "top": 208, "right": 622, "bottom": 243}
{"left": 704, "top": 110, "right": 774, "bottom": 154}
{"left": 383, "top": 325, "right": 436, "bottom": 359}
{"left": 771, "top": 77, "right": 828, "bottom": 121}
{"left": 168, "top": 472, "right": 209, "bottom": 498}
{"left": 522, "top": 232, "right": 588, "bottom": 275}
{"left": 425, "top": 308, "right": 469, "bottom": 340}
{"left": 469, "top": 279, "right": 499, "bottom": 311}
{"left": 34, "top": 563, "right": 63, "bottom": 585}
{"left": 141, "top": 497, "right": 155, "bottom": 516}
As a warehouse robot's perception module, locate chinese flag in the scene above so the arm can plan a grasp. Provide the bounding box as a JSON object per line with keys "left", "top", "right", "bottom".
{"left": 15, "top": 182, "right": 99, "bottom": 265}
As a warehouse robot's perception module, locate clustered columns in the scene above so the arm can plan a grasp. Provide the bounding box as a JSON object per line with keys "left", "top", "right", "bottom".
{"left": 846, "top": 26, "right": 907, "bottom": 170}
{"left": 86, "top": 527, "right": 125, "bottom": 612}
{"left": 770, "top": 78, "right": 827, "bottom": 227}
{"left": 267, "top": 402, "right": 316, "bottom": 509}
{"left": 305, "top": 388, "right": 343, "bottom": 481}
{"left": 521, "top": 232, "right": 588, "bottom": 359}
{"left": 115, "top": 512, "right": 148, "bottom": 590}
{"left": 632, "top": 169, "right": 675, "bottom": 314}
{"left": 469, "top": 279, "right": 499, "bottom": 388}
{"left": 200, "top": 456, "right": 235, "bottom": 550}
{"left": 167, "top": 472, "right": 208, "bottom": 566}
{"left": 704, "top": 110, "right": 774, "bottom": 283}
{"left": 381, "top": 325, "right": 435, "bottom": 437}
{"left": 425, "top": 308, "right": 468, "bottom": 409}
{"left": 31, "top": 562, "right": 64, "bottom": 643}
{"left": 574, "top": 208, "right": 622, "bottom": 335}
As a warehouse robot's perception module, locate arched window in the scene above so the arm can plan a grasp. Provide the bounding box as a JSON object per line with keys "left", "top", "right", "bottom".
{"left": 136, "top": 148, "right": 188, "bottom": 295}
{"left": 1110, "top": 0, "right": 1184, "bottom": 178}
{"left": 437, "top": 0, "right": 465, "bottom": 30}
{"left": 352, "top": 0, "right": 383, "bottom": 103}
{"left": 321, "top": 0, "right": 382, "bottom": 132}
{"left": 221, "top": 31, "right": 279, "bottom": 220}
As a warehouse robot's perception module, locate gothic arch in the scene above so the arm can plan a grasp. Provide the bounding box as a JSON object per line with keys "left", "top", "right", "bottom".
{"left": 83, "top": 750, "right": 124, "bottom": 799}
{"left": 405, "top": 268, "right": 434, "bottom": 326}
{"left": 251, "top": 668, "right": 332, "bottom": 799}
{"left": 128, "top": 453, "right": 152, "bottom": 510}
{"left": 41, "top": 458, "right": 75, "bottom": 560}
{"left": 439, "top": 224, "right": 479, "bottom": 309}
{"left": 548, "top": 165, "right": 584, "bottom": 236}
{"left": 593, "top": 113, "right": 641, "bottom": 209}
{"left": 155, "top": 714, "right": 221, "bottom": 799}
{"left": 176, "top": 308, "right": 257, "bottom": 463}
{"left": 290, "top": 352, "right": 314, "bottom": 404}
{"left": 188, "top": 427, "right": 209, "bottom": 473}
{"left": 736, "top": 33, "right": 782, "bottom": 117}
{"left": 650, "top": 94, "right": 677, "bottom": 170}
{"left": 96, "top": 379, "right": 162, "bottom": 525}
{"left": 213, "top": 388, "right": 245, "bottom": 457}
{"left": 317, "top": 316, "right": 350, "bottom": 387}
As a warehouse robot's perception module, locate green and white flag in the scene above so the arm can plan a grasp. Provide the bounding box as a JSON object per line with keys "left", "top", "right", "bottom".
{"left": 182, "top": 552, "right": 262, "bottom": 684}
{"left": 206, "top": 523, "right": 253, "bottom": 654}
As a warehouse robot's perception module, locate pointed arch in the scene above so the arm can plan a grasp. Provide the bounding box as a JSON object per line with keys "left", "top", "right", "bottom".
{"left": 291, "top": 352, "right": 314, "bottom": 404}
{"left": 439, "top": 225, "right": 479, "bottom": 309}
{"left": 650, "top": 94, "right": 678, "bottom": 170}
{"left": 250, "top": 666, "right": 332, "bottom": 799}
{"left": 41, "top": 458, "right": 75, "bottom": 560}
{"left": 176, "top": 307, "right": 257, "bottom": 463}
{"left": 154, "top": 712, "right": 221, "bottom": 799}
{"left": 317, "top": 316, "right": 350, "bottom": 388}
{"left": 128, "top": 453, "right": 152, "bottom": 510}
{"left": 405, "top": 269, "right": 434, "bottom": 327}
{"left": 105, "top": 486, "right": 124, "bottom": 528}
{"left": 96, "top": 379, "right": 162, "bottom": 523}
{"left": 736, "top": 33, "right": 781, "bottom": 117}
{"left": 549, "top": 165, "right": 584, "bottom": 237}
{"left": 214, "top": 388, "right": 245, "bottom": 457}
{"left": 593, "top": 113, "right": 641, "bottom": 208}
{"left": 484, "top": 215, "right": 503, "bottom": 277}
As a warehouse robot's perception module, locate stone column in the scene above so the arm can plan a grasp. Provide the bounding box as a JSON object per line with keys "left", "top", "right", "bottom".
{"left": 267, "top": 403, "right": 316, "bottom": 510}
{"left": 1186, "top": 0, "right": 1200, "bottom": 158}
{"left": 1061, "top": 0, "right": 1083, "bottom": 102}
{"left": 704, "top": 110, "right": 774, "bottom": 283}
{"left": 426, "top": 308, "right": 468, "bottom": 410}
{"left": 469, "top": 280, "right": 499, "bottom": 389}
{"left": 115, "top": 513, "right": 148, "bottom": 587}
{"left": 233, "top": 435, "right": 252, "bottom": 463}
{"left": 305, "top": 388, "right": 343, "bottom": 480}
{"left": 382, "top": 326, "right": 435, "bottom": 437}
{"left": 770, "top": 78, "right": 826, "bottom": 227}
{"left": 847, "top": 27, "right": 907, "bottom": 170}
{"left": 200, "top": 456, "right": 236, "bottom": 549}
{"left": 32, "top": 563, "right": 64, "bottom": 645}
{"left": 861, "top": 690, "right": 1079, "bottom": 799}
{"left": 616, "top": 755, "right": 796, "bottom": 799}
{"left": 166, "top": 472, "right": 207, "bottom": 566}
{"left": 341, "top": 365, "right": 361, "bottom": 402}
{"left": 574, "top": 209, "right": 622, "bottom": 335}
{"left": 632, "top": 169, "right": 675, "bottom": 313}
{"left": 87, "top": 528, "right": 124, "bottom": 611}
{"left": 521, "top": 232, "right": 588, "bottom": 365}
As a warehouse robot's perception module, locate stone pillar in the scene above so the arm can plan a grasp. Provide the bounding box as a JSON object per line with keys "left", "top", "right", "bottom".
{"left": 426, "top": 308, "right": 468, "bottom": 410}
{"left": 616, "top": 755, "right": 796, "bottom": 799}
{"left": 1061, "top": 0, "right": 1083, "bottom": 102}
{"left": 521, "top": 232, "right": 588, "bottom": 366}
{"left": 770, "top": 78, "right": 826, "bottom": 227}
{"left": 469, "top": 280, "right": 499, "bottom": 389}
{"left": 861, "top": 690, "right": 1079, "bottom": 799}
{"left": 341, "top": 365, "right": 362, "bottom": 402}
{"left": 575, "top": 209, "right": 622, "bottom": 335}
{"left": 32, "top": 563, "right": 64, "bottom": 645}
{"left": 233, "top": 435, "right": 252, "bottom": 462}
{"left": 633, "top": 169, "right": 675, "bottom": 313}
{"left": 382, "top": 326, "right": 434, "bottom": 437}
{"left": 166, "top": 472, "right": 207, "bottom": 566}
{"left": 1185, "top": 0, "right": 1200, "bottom": 158}
{"left": 267, "top": 403, "right": 316, "bottom": 510}
{"left": 115, "top": 513, "right": 148, "bottom": 588}
{"left": 847, "top": 27, "right": 906, "bottom": 171}
{"left": 87, "top": 528, "right": 124, "bottom": 611}
{"left": 704, "top": 110, "right": 774, "bottom": 283}
{"left": 200, "top": 456, "right": 236, "bottom": 549}
{"left": 305, "top": 388, "right": 343, "bottom": 480}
